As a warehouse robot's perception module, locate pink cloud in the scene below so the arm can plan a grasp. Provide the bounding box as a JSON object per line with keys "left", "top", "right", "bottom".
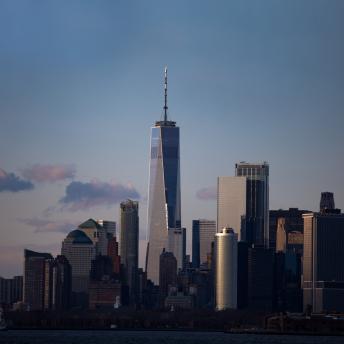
{"left": 21, "top": 164, "right": 76, "bottom": 183}
{"left": 18, "top": 217, "right": 76, "bottom": 233}
{"left": 196, "top": 186, "right": 217, "bottom": 200}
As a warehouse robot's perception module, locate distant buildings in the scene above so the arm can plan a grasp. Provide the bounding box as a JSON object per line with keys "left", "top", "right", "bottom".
{"left": 79, "top": 218, "right": 108, "bottom": 255}
{"left": 0, "top": 275, "right": 23, "bottom": 307}
{"left": 192, "top": 219, "right": 216, "bottom": 268}
{"left": 167, "top": 227, "right": 186, "bottom": 271}
{"left": 23, "top": 249, "right": 53, "bottom": 311}
{"left": 320, "top": 192, "right": 335, "bottom": 211}
{"left": 89, "top": 255, "right": 121, "bottom": 310}
{"left": 217, "top": 162, "right": 269, "bottom": 247}
{"left": 303, "top": 211, "right": 344, "bottom": 313}
{"left": 61, "top": 229, "right": 95, "bottom": 299}
{"left": 146, "top": 67, "right": 182, "bottom": 285}
{"left": 215, "top": 228, "right": 237, "bottom": 310}
{"left": 247, "top": 246, "right": 274, "bottom": 311}
{"left": 120, "top": 199, "right": 139, "bottom": 303}
{"left": 159, "top": 249, "right": 177, "bottom": 300}
{"left": 235, "top": 162, "right": 269, "bottom": 247}
{"left": 217, "top": 176, "right": 246, "bottom": 240}
{"left": 44, "top": 255, "right": 71, "bottom": 310}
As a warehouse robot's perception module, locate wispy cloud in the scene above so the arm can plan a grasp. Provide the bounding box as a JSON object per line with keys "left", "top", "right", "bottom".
{"left": 196, "top": 186, "right": 217, "bottom": 200}
{"left": 18, "top": 217, "right": 76, "bottom": 233}
{"left": 21, "top": 164, "right": 76, "bottom": 183}
{"left": 0, "top": 168, "right": 34, "bottom": 192}
{"left": 59, "top": 180, "right": 140, "bottom": 211}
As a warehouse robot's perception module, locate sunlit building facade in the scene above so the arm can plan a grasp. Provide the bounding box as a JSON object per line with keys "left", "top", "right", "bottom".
{"left": 146, "top": 68, "right": 181, "bottom": 285}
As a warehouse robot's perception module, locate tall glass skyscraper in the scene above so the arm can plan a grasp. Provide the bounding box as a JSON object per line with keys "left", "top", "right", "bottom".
{"left": 146, "top": 68, "right": 181, "bottom": 285}
{"left": 235, "top": 162, "right": 269, "bottom": 248}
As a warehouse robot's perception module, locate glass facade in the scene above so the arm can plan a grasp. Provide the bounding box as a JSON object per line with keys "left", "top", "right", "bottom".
{"left": 146, "top": 121, "right": 181, "bottom": 285}
{"left": 235, "top": 162, "right": 269, "bottom": 248}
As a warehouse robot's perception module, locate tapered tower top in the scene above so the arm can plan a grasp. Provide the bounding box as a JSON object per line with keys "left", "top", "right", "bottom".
{"left": 155, "top": 66, "right": 176, "bottom": 127}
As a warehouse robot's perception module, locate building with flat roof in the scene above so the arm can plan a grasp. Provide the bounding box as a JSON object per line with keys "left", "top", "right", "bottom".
{"left": 303, "top": 211, "right": 344, "bottom": 313}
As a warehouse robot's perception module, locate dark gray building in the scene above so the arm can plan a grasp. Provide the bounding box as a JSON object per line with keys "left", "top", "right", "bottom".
{"left": 120, "top": 199, "right": 139, "bottom": 304}
{"left": 192, "top": 219, "right": 216, "bottom": 268}
{"left": 235, "top": 162, "right": 269, "bottom": 248}
{"left": 303, "top": 211, "right": 344, "bottom": 313}
{"left": 23, "top": 249, "right": 53, "bottom": 311}
{"left": 0, "top": 275, "right": 23, "bottom": 306}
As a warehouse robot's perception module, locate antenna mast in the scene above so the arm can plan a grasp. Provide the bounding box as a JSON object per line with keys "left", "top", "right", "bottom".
{"left": 164, "top": 66, "right": 168, "bottom": 121}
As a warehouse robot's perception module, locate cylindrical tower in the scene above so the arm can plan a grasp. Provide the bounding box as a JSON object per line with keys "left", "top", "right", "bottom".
{"left": 215, "top": 228, "right": 238, "bottom": 310}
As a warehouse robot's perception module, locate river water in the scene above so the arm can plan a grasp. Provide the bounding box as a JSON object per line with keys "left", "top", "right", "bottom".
{"left": 0, "top": 330, "right": 343, "bottom": 344}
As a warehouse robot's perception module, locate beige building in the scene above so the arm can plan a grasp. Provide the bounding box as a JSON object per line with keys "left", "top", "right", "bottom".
{"left": 217, "top": 176, "right": 246, "bottom": 239}
{"left": 215, "top": 228, "right": 238, "bottom": 310}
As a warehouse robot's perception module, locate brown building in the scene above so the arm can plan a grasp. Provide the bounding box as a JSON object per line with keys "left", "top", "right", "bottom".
{"left": 23, "top": 249, "right": 53, "bottom": 311}
{"left": 44, "top": 255, "right": 71, "bottom": 310}
{"left": 107, "top": 236, "right": 120, "bottom": 275}
{"left": 89, "top": 279, "right": 122, "bottom": 310}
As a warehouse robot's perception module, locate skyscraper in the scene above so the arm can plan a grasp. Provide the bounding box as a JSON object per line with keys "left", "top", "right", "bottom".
{"left": 215, "top": 228, "right": 238, "bottom": 310}
{"left": 303, "top": 211, "right": 344, "bottom": 313}
{"left": 192, "top": 219, "right": 216, "bottom": 268}
{"left": 320, "top": 192, "right": 335, "bottom": 211}
{"left": 235, "top": 162, "right": 269, "bottom": 247}
{"left": 217, "top": 176, "right": 247, "bottom": 240}
{"left": 61, "top": 230, "right": 95, "bottom": 297}
{"left": 146, "top": 67, "right": 181, "bottom": 285}
{"left": 23, "top": 249, "right": 53, "bottom": 311}
{"left": 120, "top": 199, "right": 139, "bottom": 302}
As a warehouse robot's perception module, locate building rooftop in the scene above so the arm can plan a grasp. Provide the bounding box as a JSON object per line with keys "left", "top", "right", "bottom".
{"left": 78, "top": 218, "right": 102, "bottom": 230}
{"left": 66, "top": 229, "right": 93, "bottom": 244}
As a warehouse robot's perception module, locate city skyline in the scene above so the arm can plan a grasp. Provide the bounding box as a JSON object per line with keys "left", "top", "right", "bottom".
{"left": 1, "top": 0, "right": 344, "bottom": 278}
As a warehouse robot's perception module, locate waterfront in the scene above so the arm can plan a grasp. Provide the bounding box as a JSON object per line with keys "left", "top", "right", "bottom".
{"left": 0, "top": 330, "right": 343, "bottom": 344}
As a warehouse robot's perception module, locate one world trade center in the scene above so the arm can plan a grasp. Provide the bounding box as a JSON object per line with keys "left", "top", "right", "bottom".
{"left": 146, "top": 67, "right": 182, "bottom": 285}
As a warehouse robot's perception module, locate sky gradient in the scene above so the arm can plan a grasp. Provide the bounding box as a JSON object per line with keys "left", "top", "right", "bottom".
{"left": 1, "top": 0, "right": 343, "bottom": 277}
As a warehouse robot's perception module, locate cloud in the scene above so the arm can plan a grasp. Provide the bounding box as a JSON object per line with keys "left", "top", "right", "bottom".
{"left": 0, "top": 168, "right": 34, "bottom": 192}
{"left": 59, "top": 180, "right": 140, "bottom": 211}
{"left": 196, "top": 186, "right": 217, "bottom": 200}
{"left": 21, "top": 164, "right": 76, "bottom": 182}
{"left": 18, "top": 217, "right": 76, "bottom": 234}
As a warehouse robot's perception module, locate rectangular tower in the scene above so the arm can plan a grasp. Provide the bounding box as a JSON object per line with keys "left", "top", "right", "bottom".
{"left": 120, "top": 199, "right": 139, "bottom": 303}
{"left": 217, "top": 176, "right": 246, "bottom": 240}
{"left": 192, "top": 219, "right": 216, "bottom": 268}
{"left": 303, "top": 212, "right": 344, "bottom": 313}
{"left": 235, "top": 162, "right": 269, "bottom": 247}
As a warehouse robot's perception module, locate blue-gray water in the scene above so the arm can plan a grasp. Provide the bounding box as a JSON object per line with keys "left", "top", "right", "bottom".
{"left": 0, "top": 331, "right": 343, "bottom": 344}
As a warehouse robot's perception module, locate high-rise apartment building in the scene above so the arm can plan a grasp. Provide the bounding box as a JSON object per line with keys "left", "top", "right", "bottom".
{"left": 192, "top": 219, "right": 216, "bottom": 268}
{"left": 146, "top": 68, "right": 181, "bottom": 285}
{"left": 120, "top": 199, "right": 139, "bottom": 302}
{"left": 215, "top": 228, "right": 238, "bottom": 310}
{"left": 303, "top": 211, "right": 344, "bottom": 313}
{"left": 235, "top": 162, "right": 269, "bottom": 247}
{"left": 23, "top": 249, "right": 53, "bottom": 311}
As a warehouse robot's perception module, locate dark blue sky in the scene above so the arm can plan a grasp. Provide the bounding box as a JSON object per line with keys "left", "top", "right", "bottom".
{"left": 1, "top": 0, "right": 343, "bottom": 276}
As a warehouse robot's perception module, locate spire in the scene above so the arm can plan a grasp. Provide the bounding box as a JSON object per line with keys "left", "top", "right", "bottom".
{"left": 163, "top": 66, "right": 168, "bottom": 122}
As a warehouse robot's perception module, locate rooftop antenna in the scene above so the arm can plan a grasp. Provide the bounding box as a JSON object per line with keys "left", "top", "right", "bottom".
{"left": 163, "top": 66, "right": 168, "bottom": 121}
